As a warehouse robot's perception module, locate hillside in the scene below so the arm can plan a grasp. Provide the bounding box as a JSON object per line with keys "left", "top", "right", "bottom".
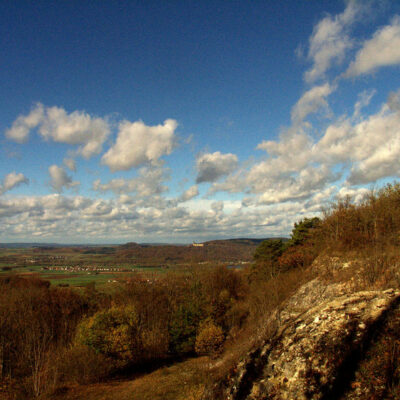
{"left": 205, "top": 258, "right": 400, "bottom": 399}
{"left": 99, "top": 238, "right": 279, "bottom": 265}
{"left": 201, "top": 183, "right": 400, "bottom": 399}
{"left": 0, "top": 238, "right": 273, "bottom": 269}
{"left": 114, "top": 239, "right": 264, "bottom": 265}
{"left": 2, "top": 184, "right": 400, "bottom": 400}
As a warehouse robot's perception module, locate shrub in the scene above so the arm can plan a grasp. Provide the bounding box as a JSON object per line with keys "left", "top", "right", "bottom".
{"left": 169, "top": 301, "right": 202, "bottom": 355}
{"left": 55, "top": 344, "right": 113, "bottom": 384}
{"left": 195, "top": 322, "right": 224, "bottom": 356}
{"left": 76, "top": 305, "right": 140, "bottom": 368}
{"left": 198, "top": 266, "right": 247, "bottom": 332}
{"left": 278, "top": 243, "right": 318, "bottom": 271}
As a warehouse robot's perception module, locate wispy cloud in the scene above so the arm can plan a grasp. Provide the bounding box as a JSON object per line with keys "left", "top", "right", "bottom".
{"left": 346, "top": 16, "right": 400, "bottom": 77}
{"left": 63, "top": 158, "right": 76, "bottom": 172}
{"left": 304, "top": 0, "right": 362, "bottom": 83}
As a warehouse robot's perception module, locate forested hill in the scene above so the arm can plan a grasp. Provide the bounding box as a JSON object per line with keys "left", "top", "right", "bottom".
{"left": 0, "top": 237, "right": 285, "bottom": 268}
{"left": 117, "top": 238, "right": 282, "bottom": 265}
{"left": 202, "top": 238, "right": 288, "bottom": 246}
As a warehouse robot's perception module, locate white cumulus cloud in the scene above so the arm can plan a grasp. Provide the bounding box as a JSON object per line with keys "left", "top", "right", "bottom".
{"left": 257, "top": 166, "right": 335, "bottom": 205}
{"left": 336, "top": 186, "right": 370, "bottom": 204}
{"left": 196, "top": 151, "right": 238, "bottom": 183}
{"left": 0, "top": 172, "right": 29, "bottom": 195}
{"left": 6, "top": 104, "right": 110, "bottom": 158}
{"left": 290, "top": 83, "right": 335, "bottom": 125}
{"left": 49, "top": 165, "right": 79, "bottom": 193}
{"left": 93, "top": 166, "right": 168, "bottom": 196}
{"left": 315, "top": 91, "right": 400, "bottom": 184}
{"left": 5, "top": 104, "right": 44, "bottom": 143}
{"left": 178, "top": 185, "right": 199, "bottom": 202}
{"left": 39, "top": 106, "right": 110, "bottom": 158}
{"left": 212, "top": 88, "right": 400, "bottom": 204}
{"left": 102, "top": 119, "right": 178, "bottom": 171}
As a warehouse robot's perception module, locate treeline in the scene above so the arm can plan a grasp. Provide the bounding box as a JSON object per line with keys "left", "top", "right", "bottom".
{"left": 115, "top": 242, "right": 257, "bottom": 265}
{"left": 320, "top": 183, "right": 400, "bottom": 251}
{"left": 0, "top": 267, "right": 248, "bottom": 398}
{"left": 251, "top": 183, "right": 400, "bottom": 279}
{"left": 249, "top": 217, "right": 320, "bottom": 281}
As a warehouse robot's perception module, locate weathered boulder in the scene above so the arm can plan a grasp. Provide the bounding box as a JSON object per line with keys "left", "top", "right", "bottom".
{"left": 208, "top": 274, "right": 400, "bottom": 400}
{"left": 257, "top": 288, "right": 399, "bottom": 399}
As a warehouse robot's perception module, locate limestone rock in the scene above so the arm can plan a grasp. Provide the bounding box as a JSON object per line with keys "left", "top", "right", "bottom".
{"left": 209, "top": 278, "right": 400, "bottom": 400}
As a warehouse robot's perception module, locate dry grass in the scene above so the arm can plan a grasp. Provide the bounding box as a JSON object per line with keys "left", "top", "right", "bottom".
{"left": 317, "top": 246, "right": 400, "bottom": 294}
{"left": 50, "top": 357, "right": 210, "bottom": 400}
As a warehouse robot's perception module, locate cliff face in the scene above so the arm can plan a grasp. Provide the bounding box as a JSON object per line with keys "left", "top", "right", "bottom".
{"left": 205, "top": 260, "right": 400, "bottom": 400}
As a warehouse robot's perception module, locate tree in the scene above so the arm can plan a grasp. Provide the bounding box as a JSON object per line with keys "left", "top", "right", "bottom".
{"left": 168, "top": 301, "right": 202, "bottom": 355}
{"left": 76, "top": 306, "right": 140, "bottom": 368}
{"left": 276, "top": 218, "right": 321, "bottom": 271}
{"left": 289, "top": 217, "right": 320, "bottom": 247}
{"left": 199, "top": 266, "right": 247, "bottom": 332}
{"left": 195, "top": 321, "right": 224, "bottom": 356}
{"left": 254, "top": 239, "right": 285, "bottom": 264}
{"left": 252, "top": 239, "right": 286, "bottom": 279}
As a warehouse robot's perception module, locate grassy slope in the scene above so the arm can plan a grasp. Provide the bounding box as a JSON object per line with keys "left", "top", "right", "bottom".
{"left": 52, "top": 357, "right": 210, "bottom": 400}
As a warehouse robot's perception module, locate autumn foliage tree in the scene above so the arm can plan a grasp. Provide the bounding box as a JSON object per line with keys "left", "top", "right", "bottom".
{"left": 318, "top": 183, "right": 400, "bottom": 251}
{"left": 195, "top": 321, "right": 224, "bottom": 356}
{"left": 0, "top": 276, "right": 91, "bottom": 397}
{"left": 76, "top": 306, "right": 142, "bottom": 368}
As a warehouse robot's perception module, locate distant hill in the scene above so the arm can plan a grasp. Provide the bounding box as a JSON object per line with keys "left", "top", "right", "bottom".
{"left": 113, "top": 238, "right": 291, "bottom": 265}
{"left": 0, "top": 238, "right": 290, "bottom": 266}
{"left": 0, "top": 243, "right": 62, "bottom": 248}
{"left": 0, "top": 238, "right": 288, "bottom": 249}
{"left": 0, "top": 243, "right": 117, "bottom": 249}
{"left": 203, "top": 237, "right": 288, "bottom": 246}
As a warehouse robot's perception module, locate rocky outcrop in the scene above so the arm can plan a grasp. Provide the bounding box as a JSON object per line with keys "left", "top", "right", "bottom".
{"left": 207, "top": 270, "right": 400, "bottom": 400}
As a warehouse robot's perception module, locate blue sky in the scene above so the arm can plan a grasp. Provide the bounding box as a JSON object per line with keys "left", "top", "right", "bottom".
{"left": 1, "top": 0, "right": 400, "bottom": 243}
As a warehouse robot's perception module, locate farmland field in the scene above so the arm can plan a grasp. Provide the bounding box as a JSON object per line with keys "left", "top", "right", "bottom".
{"left": 0, "top": 247, "right": 167, "bottom": 287}
{"left": 0, "top": 239, "right": 259, "bottom": 286}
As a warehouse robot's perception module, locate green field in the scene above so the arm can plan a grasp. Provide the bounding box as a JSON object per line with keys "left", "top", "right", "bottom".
{"left": 0, "top": 241, "right": 253, "bottom": 287}
{"left": 0, "top": 263, "right": 166, "bottom": 287}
